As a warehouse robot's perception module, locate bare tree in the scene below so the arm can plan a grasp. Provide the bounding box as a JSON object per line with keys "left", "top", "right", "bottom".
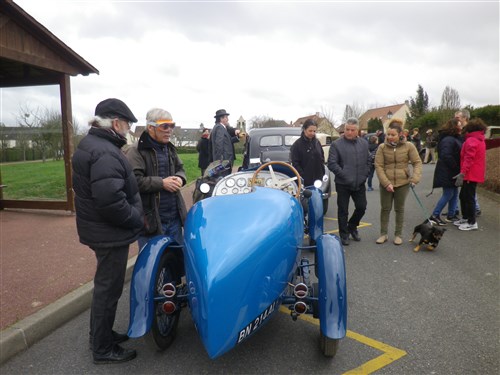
{"left": 440, "top": 86, "right": 461, "bottom": 110}
{"left": 249, "top": 115, "right": 274, "bottom": 129}
{"left": 342, "top": 102, "right": 365, "bottom": 123}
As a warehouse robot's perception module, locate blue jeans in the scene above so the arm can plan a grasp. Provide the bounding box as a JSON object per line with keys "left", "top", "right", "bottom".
{"left": 367, "top": 165, "right": 375, "bottom": 189}
{"left": 138, "top": 217, "right": 183, "bottom": 251}
{"left": 432, "top": 187, "right": 458, "bottom": 218}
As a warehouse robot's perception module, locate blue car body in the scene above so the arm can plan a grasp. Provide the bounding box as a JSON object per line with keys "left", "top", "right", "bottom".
{"left": 128, "top": 180, "right": 347, "bottom": 359}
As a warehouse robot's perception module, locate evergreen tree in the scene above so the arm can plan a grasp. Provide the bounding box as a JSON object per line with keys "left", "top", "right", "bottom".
{"left": 409, "top": 84, "right": 429, "bottom": 118}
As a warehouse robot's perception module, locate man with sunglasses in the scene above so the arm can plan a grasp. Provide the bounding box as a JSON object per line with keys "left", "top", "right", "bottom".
{"left": 72, "top": 98, "right": 143, "bottom": 364}
{"left": 211, "top": 109, "right": 240, "bottom": 175}
{"left": 126, "top": 108, "right": 187, "bottom": 252}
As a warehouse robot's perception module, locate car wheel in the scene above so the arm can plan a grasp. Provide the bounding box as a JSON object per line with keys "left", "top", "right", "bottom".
{"left": 320, "top": 331, "right": 339, "bottom": 358}
{"left": 145, "top": 251, "right": 181, "bottom": 351}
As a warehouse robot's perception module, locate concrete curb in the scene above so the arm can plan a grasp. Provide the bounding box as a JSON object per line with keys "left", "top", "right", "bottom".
{"left": 0, "top": 255, "right": 137, "bottom": 365}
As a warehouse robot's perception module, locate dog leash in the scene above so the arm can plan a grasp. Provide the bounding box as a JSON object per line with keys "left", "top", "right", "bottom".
{"left": 410, "top": 184, "right": 432, "bottom": 224}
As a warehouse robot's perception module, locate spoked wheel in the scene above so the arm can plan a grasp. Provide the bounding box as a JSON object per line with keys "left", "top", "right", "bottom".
{"left": 320, "top": 331, "right": 339, "bottom": 358}
{"left": 145, "top": 251, "right": 181, "bottom": 351}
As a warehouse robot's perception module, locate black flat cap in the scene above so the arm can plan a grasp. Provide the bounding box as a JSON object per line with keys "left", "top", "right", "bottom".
{"left": 95, "top": 98, "right": 138, "bottom": 123}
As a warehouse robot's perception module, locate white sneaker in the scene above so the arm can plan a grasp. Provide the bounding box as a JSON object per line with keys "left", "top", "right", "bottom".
{"left": 458, "top": 222, "right": 478, "bottom": 231}
{"left": 453, "top": 219, "right": 468, "bottom": 226}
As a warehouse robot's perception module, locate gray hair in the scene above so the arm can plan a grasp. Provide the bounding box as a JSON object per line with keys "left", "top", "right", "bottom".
{"left": 455, "top": 109, "right": 470, "bottom": 120}
{"left": 346, "top": 117, "right": 359, "bottom": 126}
{"left": 146, "top": 108, "right": 173, "bottom": 125}
{"left": 88, "top": 116, "right": 113, "bottom": 128}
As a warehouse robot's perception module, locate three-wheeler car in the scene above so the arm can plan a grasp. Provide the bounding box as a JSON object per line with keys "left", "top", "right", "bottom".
{"left": 127, "top": 161, "right": 347, "bottom": 359}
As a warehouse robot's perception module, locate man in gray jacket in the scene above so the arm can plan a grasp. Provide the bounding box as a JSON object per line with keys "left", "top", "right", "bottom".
{"left": 211, "top": 109, "right": 240, "bottom": 175}
{"left": 328, "top": 118, "right": 371, "bottom": 246}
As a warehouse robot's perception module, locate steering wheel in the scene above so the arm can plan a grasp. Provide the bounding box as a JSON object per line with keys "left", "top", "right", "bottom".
{"left": 250, "top": 161, "right": 302, "bottom": 199}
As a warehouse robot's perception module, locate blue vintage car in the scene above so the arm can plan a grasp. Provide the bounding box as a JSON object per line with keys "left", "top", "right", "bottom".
{"left": 127, "top": 161, "right": 347, "bottom": 359}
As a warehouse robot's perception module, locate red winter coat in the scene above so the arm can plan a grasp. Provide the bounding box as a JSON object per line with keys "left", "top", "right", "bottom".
{"left": 460, "top": 131, "right": 486, "bottom": 183}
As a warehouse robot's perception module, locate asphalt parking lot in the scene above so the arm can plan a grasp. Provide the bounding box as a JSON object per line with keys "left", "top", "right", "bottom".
{"left": 1, "top": 164, "right": 499, "bottom": 374}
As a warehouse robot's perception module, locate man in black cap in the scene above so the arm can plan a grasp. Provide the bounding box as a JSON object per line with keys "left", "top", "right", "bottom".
{"left": 211, "top": 109, "right": 240, "bottom": 174}
{"left": 72, "top": 98, "right": 143, "bottom": 364}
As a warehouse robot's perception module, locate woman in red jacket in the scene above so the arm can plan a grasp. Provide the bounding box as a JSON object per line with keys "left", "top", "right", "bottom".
{"left": 453, "top": 119, "right": 487, "bottom": 231}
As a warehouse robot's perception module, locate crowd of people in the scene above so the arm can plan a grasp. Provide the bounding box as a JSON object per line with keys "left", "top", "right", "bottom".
{"left": 71, "top": 98, "right": 487, "bottom": 364}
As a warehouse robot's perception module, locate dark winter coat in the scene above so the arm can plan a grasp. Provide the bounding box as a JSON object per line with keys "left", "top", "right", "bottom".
{"left": 72, "top": 127, "right": 144, "bottom": 248}
{"left": 432, "top": 132, "right": 462, "bottom": 188}
{"left": 126, "top": 131, "right": 187, "bottom": 235}
{"left": 197, "top": 136, "right": 211, "bottom": 170}
{"left": 290, "top": 134, "right": 325, "bottom": 186}
{"left": 328, "top": 136, "right": 370, "bottom": 190}
{"left": 211, "top": 123, "right": 239, "bottom": 164}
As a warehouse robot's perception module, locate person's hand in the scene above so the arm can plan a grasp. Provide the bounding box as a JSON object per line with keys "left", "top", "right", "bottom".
{"left": 386, "top": 184, "right": 394, "bottom": 192}
{"left": 410, "top": 182, "right": 416, "bottom": 188}
{"left": 453, "top": 173, "right": 464, "bottom": 187}
{"left": 162, "top": 176, "right": 182, "bottom": 192}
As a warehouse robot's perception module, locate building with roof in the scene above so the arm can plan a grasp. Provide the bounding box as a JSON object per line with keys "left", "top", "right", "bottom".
{"left": 358, "top": 102, "right": 411, "bottom": 131}
{"left": 292, "top": 112, "right": 340, "bottom": 137}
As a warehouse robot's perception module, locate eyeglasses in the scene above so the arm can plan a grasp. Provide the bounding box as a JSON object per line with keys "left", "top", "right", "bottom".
{"left": 154, "top": 123, "right": 176, "bottom": 130}
{"left": 148, "top": 119, "right": 176, "bottom": 130}
{"left": 118, "top": 118, "right": 132, "bottom": 129}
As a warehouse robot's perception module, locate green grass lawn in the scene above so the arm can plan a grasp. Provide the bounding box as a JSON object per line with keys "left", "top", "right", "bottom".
{"left": 0, "top": 153, "right": 242, "bottom": 200}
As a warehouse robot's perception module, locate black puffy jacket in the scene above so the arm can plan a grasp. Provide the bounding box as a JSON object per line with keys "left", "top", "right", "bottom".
{"left": 72, "top": 127, "right": 144, "bottom": 248}
{"left": 432, "top": 133, "right": 462, "bottom": 188}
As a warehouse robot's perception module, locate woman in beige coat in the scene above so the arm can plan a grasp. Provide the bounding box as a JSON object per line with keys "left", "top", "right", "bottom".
{"left": 374, "top": 119, "right": 423, "bottom": 245}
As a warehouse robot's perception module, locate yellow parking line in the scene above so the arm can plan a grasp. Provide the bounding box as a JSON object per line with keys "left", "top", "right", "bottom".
{"left": 279, "top": 306, "right": 407, "bottom": 374}
{"left": 323, "top": 220, "right": 372, "bottom": 235}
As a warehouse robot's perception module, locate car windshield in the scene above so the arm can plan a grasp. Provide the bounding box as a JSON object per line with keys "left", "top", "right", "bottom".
{"left": 259, "top": 135, "right": 282, "bottom": 147}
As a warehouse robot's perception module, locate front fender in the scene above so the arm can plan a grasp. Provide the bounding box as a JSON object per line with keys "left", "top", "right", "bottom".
{"left": 316, "top": 234, "right": 347, "bottom": 339}
{"left": 308, "top": 187, "right": 324, "bottom": 241}
{"left": 127, "top": 235, "right": 179, "bottom": 338}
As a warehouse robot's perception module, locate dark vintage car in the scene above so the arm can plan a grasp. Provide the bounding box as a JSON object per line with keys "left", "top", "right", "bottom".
{"left": 241, "top": 127, "right": 332, "bottom": 214}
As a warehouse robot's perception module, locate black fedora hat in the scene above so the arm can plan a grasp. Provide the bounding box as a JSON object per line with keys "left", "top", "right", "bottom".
{"left": 95, "top": 98, "right": 138, "bottom": 123}
{"left": 214, "top": 109, "right": 230, "bottom": 118}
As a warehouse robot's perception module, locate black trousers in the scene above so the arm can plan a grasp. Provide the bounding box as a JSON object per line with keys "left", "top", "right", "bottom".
{"left": 336, "top": 183, "right": 367, "bottom": 237}
{"left": 89, "top": 245, "right": 129, "bottom": 354}
{"left": 459, "top": 181, "right": 477, "bottom": 224}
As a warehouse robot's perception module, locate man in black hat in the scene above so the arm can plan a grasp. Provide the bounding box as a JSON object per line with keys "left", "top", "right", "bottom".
{"left": 211, "top": 109, "right": 240, "bottom": 174}
{"left": 72, "top": 98, "right": 143, "bottom": 364}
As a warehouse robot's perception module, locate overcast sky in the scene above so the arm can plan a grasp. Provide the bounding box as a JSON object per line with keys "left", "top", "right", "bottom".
{"left": 2, "top": 0, "right": 499, "bottom": 130}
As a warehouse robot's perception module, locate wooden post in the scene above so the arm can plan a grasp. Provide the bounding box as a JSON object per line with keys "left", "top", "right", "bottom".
{"left": 60, "top": 74, "right": 75, "bottom": 212}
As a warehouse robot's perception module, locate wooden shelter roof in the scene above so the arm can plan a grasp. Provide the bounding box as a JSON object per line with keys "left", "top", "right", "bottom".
{"left": 0, "top": 0, "right": 98, "bottom": 211}
{"left": 0, "top": 0, "right": 98, "bottom": 87}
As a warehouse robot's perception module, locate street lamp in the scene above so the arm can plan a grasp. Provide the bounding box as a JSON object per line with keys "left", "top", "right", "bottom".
{"left": 387, "top": 111, "right": 393, "bottom": 119}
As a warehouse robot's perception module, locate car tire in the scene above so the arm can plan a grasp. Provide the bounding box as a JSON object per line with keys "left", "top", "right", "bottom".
{"left": 320, "top": 331, "right": 339, "bottom": 358}
{"left": 145, "top": 251, "right": 181, "bottom": 351}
